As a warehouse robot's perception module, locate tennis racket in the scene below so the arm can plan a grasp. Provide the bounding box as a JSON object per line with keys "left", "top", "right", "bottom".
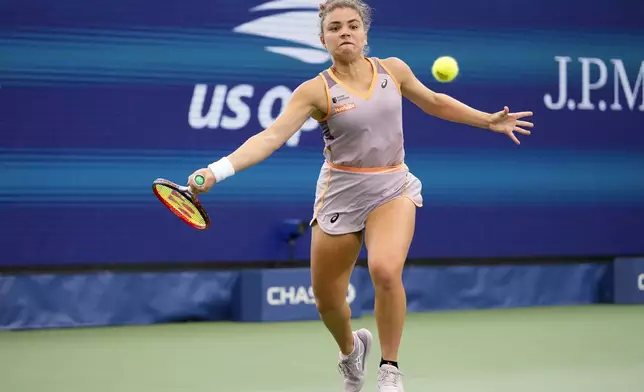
{"left": 152, "top": 175, "right": 211, "bottom": 230}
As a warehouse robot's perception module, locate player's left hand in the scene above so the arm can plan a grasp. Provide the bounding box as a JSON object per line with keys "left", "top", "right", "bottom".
{"left": 488, "top": 106, "right": 534, "bottom": 145}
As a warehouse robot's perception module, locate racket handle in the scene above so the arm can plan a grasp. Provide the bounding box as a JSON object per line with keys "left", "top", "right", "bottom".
{"left": 194, "top": 175, "right": 205, "bottom": 186}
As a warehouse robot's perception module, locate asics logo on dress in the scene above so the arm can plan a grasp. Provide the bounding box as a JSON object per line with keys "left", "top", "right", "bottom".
{"left": 233, "top": 0, "right": 331, "bottom": 64}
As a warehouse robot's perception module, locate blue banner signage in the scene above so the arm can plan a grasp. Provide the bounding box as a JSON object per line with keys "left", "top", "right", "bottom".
{"left": 1, "top": 0, "right": 643, "bottom": 266}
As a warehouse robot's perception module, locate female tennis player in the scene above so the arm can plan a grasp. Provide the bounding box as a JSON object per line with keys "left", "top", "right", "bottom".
{"left": 188, "top": 1, "right": 533, "bottom": 390}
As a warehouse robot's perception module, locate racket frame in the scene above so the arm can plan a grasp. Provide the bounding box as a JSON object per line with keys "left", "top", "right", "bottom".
{"left": 152, "top": 178, "right": 211, "bottom": 230}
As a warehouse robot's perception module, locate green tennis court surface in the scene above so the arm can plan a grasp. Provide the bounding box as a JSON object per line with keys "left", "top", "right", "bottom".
{"left": 2, "top": 305, "right": 643, "bottom": 392}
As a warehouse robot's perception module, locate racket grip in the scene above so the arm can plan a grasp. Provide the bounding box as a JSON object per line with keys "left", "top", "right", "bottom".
{"left": 194, "top": 175, "right": 205, "bottom": 186}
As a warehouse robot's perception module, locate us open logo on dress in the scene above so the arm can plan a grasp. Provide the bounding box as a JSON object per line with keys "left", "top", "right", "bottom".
{"left": 333, "top": 102, "right": 357, "bottom": 115}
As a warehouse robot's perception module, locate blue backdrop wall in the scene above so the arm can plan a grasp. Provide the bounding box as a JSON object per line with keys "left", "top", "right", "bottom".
{"left": 1, "top": 0, "right": 643, "bottom": 267}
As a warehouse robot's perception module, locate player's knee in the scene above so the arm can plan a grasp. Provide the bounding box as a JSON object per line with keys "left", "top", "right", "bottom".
{"left": 314, "top": 294, "right": 346, "bottom": 315}
{"left": 312, "top": 286, "right": 346, "bottom": 315}
{"left": 369, "top": 257, "right": 404, "bottom": 292}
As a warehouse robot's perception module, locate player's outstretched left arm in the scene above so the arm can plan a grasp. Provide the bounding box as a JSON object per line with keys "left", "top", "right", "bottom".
{"left": 382, "top": 57, "right": 534, "bottom": 145}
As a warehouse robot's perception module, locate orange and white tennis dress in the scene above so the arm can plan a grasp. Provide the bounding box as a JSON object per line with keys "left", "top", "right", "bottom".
{"left": 310, "top": 57, "right": 423, "bottom": 235}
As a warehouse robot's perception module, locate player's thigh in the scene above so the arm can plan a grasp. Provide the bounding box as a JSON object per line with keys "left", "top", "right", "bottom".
{"left": 364, "top": 197, "right": 416, "bottom": 286}
{"left": 310, "top": 223, "right": 363, "bottom": 307}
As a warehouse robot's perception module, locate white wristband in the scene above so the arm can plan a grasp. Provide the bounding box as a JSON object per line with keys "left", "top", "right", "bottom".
{"left": 207, "top": 157, "right": 235, "bottom": 183}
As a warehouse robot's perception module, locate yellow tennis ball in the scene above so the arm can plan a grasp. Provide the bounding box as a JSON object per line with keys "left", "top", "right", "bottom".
{"left": 432, "top": 56, "right": 459, "bottom": 82}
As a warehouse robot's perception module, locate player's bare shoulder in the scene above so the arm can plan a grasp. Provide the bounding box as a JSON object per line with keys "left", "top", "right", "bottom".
{"left": 292, "top": 75, "right": 329, "bottom": 122}
{"left": 380, "top": 57, "right": 413, "bottom": 83}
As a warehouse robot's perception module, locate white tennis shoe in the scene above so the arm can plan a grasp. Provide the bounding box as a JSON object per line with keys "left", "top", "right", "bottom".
{"left": 337, "top": 328, "right": 373, "bottom": 392}
{"left": 377, "top": 364, "right": 404, "bottom": 392}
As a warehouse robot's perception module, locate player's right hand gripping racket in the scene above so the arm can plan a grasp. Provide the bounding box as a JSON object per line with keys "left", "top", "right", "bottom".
{"left": 152, "top": 175, "right": 211, "bottom": 230}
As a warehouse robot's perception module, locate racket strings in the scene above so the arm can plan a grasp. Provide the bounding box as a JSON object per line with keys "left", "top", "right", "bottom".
{"left": 155, "top": 185, "right": 206, "bottom": 227}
